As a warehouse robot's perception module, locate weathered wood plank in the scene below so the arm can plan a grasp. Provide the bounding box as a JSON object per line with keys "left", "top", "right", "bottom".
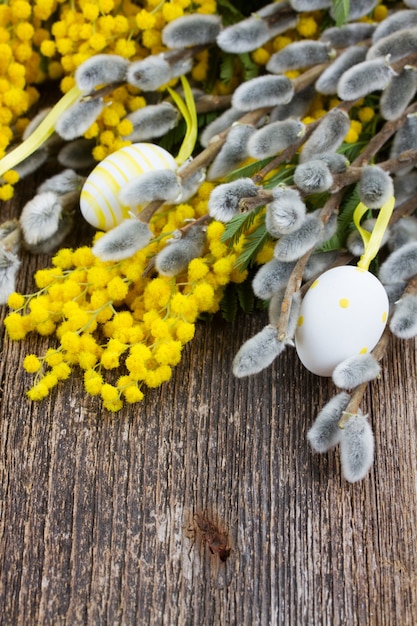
{"left": 0, "top": 188, "right": 416, "bottom": 625}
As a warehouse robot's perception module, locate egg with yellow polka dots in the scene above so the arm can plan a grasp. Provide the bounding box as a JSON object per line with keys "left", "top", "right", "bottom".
{"left": 80, "top": 143, "right": 178, "bottom": 231}
{"left": 295, "top": 266, "right": 388, "bottom": 376}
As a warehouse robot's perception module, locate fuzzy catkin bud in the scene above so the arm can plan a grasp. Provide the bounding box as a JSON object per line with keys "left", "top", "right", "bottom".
{"left": 358, "top": 166, "right": 394, "bottom": 209}
{"left": 366, "top": 28, "right": 417, "bottom": 62}
{"left": 289, "top": 0, "right": 331, "bottom": 12}
{"left": 379, "top": 241, "right": 417, "bottom": 284}
{"left": 0, "top": 248, "right": 21, "bottom": 305}
{"left": 232, "top": 75, "right": 293, "bottom": 112}
{"left": 12, "top": 149, "right": 48, "bottom": 179}
{"left": 37, "top": 169, "right": 84, "bottom": 195}
{"left": 124, "top": 103, "right": 180, "bottom": 142}
{"left": 273, "top": 214, "right": 323, "bottom": 262}
{"left": 92, "top": 219, "right": 153, "bottom": 261}
{"left": 266, "top": 41, "right": 334, "bottom": 74}
{"left": 252, "top": 258, "right": 296, "bottom": 300}
{"left": 57, "top": 139, "right": 96, "bottom": 170}
{"left": 337, "top": 57, "right": 394, "bottom": 101}
{"left": 20, "top": 192, "right": 63, "bottom": 245}
{"left": 265, "top": 188, "right": 306, "bottom": 237}
{"left": 155, "top": 226, "right": 206, "bottom": 277}
{"left": 162, "top": 14, "right": 221, "bottom": 48}
{"left": 390, "top": 294, "right": 417, "bottom": 339}
{"left": 372, "top": 9, "right": 417, "bottom": 43}
{"left": 270, "top": 85, "right": 314, "bottom": 122}
{"left": 390, "top": 115, "right": 417, "bottom": 175}
{"left": 247, "top": 120, "right": 305, "bottom": 160}
{"left": 118, "top": 170, "right": 182, "bottom": 207}
{"left": 300, "top": 108, "right": 350, "bottom": 163}
{"left": 315, "top": 152, "right": 349, "bottom": 174}
{"left": 332, "top": 354, "right": 381, "bottom": 390}
{"left": 200, "top": 108, "right": 243, "bottom": 148}
{"left": 307, "top": 392, "right": 351, "bottom": 453}
{"left": 293, "top": 160, "right": 333, "bottom": 194}
{"left": 208, "top": 178, "right": 258, "bottom": 223}
{"left": 315, "top": 46, "right": 368, "bottom": 96}
{"left": 387, "top": 216, "right": 417, "bottom": 251}
{"left": 302, "top": 250, "right": 338, "bottom": 280}
{"left": 339, "top": 412, "right": 374, "bottom": 483}
{"left": 233, "top": 324, "right": 285, "bottom": 377}
{"left": 127, "top": 55, "right": 172, "bottom": 91}
{"left": 320, "top": 23, "right": 375, "bottom": 47}
{"left": 55, "top": 98, "right": 104, "bottom": 140}
{"left": 207, "top": 124, "right": 255, "bottom": 181}
{"left": 75, "top": 54, "right": 129, "bottom": 91}
{"left": 380, "top": 68, "right": 417, "bottom": 121}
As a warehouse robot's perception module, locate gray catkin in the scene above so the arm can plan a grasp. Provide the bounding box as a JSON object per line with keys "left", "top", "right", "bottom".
{"left": 232, "top": 74, "right": 294, "bottom": 111}
{"left": 300, "top": 108, "right": 350, "bottom": 163}
{"left": 0, "top": 248, "right": 21, "bottom": 305}
{"left": 302, "top": 250, "right": 338, "bottom": 280}
{"left": 124, "top": 103, "right": 179, "bottom": 142}
{"left": 358, "top": 166, "right": 394, "bottom": 209}
{"left": 390, "top": 294, "right": 417, "bottom": 339}
{"left": 293, "top": 160, "right": 333, "bottom": 194}
{"left": 75, "top": 54, "right": 129, "bottom": 91}
{"left": 366, "top": 27, "right": 417, "bottom": 62}
{"left": 266, "top": 40, "right": 333, "bottom": 74}
{"left": 315, "top": 46, "right": 368, "bottom": 96}
{"left": 266, "top": 188, "right": 306, "bottom": 236}
{"left": 337, "top": 57, "right": 394, "bottom": 101}
{"left": 155, "top": 226, "right": 206, "bottom": 277}
{"left": 232, "top": 324, "right": 285, "bottom": 377}
{"left": 379, "top": 241, "right": 417, "bottom": 284}
{"left": 162, "top": 14, "right": 221, "bottom": 48}
{"left": 118, "top": 170, "right": 182, "bottom": 206}
{"left": 92, "top": 219, "right": 153, "bottom": 261}
{"left": 387, "top": 216, "right": 417, "bottom": 252}
{"left": 37, "top": 169, "right": 84, "bottom": 195}
{"left": 20, "top": 192, "right": 63, "bottom": 245}
{"left": 307, "top": 392, "right": 351, "bottom": 453}
{"left": 252, "top": 258, "right": 296, "bottom": 300}
{"left": 207, "top": 124, "right": 255, "bottom": 181}
{"left": 208, "top": 178, "right": 258, "bottom": 222}
{"left": 127, "top": 55, "right": 172, "bottom": 91}
{"left": 393, "top": 172, "right": 417, "bottom": 208}
{"left": 320, "top": 23, "right": 375, "bottom": 47}
{"left": 379, "top": 68, "right": 417, "bottom": 121}
{"left": 315, "top": 152, "right": 349, "bottom": 174}
{"left": 339, "top": 412, "right": 374, "bottom": 483}
{"left": 55, "top": 98, "right": 104, "bottom": 140}
{"left": 289, "top": 0, "right": 331, "bottom": 12}
{"left": 247, "top": 119, "right": 305, "bottom": 159}
{"left": 200, "top": 108, "right": 243, "bottom": 148}
{"left": 57, "top": 139, "right": 96, "bottom": 170}
{"left": 332, "top": 354, "right": 381, "bottom": 390}
{"left": 273, "top": 215, "right": 323, "bottom": 262}
{"left": 372, "top": 9, "right": 417, "bottom": 42}
{"left": 217, "top": 17, "right": 272, "bottom": 54}
{"left": 390, "top": 115, "right": 417, "bottom": 175}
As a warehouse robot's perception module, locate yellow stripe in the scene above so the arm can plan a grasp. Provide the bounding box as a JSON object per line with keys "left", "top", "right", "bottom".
{"left": 82, "top": 178, "right": 119, "bottom": 230}
{"left": 81, "top": 189, "right": 107, "bottom": 230}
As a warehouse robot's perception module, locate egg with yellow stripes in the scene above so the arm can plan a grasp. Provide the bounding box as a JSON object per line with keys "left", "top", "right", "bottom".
{"left": 295, "top": 266, "right": 388, "bottom": 377}
{"left": 80, "top": 142, "right": 178, "bottom": 231}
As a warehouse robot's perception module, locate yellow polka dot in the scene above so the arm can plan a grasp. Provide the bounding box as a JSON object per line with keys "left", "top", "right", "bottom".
{"left": 359, "top": 347, "right": 368, "bottom": 354}
{"left": 311, "top": 279, "right": 319, "bottom": 289}
{"left": 297, "top": 315, "right": 304, "bottom": 327}
{"left": 382, "top": 311, "right": 387, "bottom": 323}
{"left": 339, "top": 298, "right": 350, "bottom": 308}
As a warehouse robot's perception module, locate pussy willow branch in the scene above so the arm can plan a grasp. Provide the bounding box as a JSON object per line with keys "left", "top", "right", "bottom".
{"left": 338, "top": 325, "right": 391, "bottom": 428}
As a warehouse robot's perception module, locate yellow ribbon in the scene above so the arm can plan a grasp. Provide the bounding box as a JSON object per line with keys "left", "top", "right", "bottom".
{"left": 353, "top": 195, "right": 395, "bottom": 270}
{"left": 167, "top": 75, "right": 198, "bottom": 166}
{"left": 0, "top": 85, "right": 83, "bottom": 178}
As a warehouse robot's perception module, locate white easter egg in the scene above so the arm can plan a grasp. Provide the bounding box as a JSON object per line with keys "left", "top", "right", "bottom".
{"left": 295, "top": 266, "right": 388, "bottom": 377}
{"left": 80, "top": 142, "right": 178, "bottom": 230}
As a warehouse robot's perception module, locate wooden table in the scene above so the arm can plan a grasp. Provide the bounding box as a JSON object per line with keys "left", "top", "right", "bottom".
{"left": 1, "top": 177, "right": 416, "bottom": 625}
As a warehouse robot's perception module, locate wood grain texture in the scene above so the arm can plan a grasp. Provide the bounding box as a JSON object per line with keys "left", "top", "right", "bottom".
{"left": 0, "top": 185, "right": 416, "bottom": 625}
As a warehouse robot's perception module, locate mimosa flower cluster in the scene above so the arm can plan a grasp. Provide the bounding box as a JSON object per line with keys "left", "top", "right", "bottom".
{"left": 2, "top": 0, "right": 417, "bottom": 484}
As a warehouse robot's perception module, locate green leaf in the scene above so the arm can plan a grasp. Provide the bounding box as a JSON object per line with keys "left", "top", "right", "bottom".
{"left": 216, "top": 0, "right": 244, "bottom": 24}
{"left": 221, "top": 205, "right": 265, "bottom": 247}
{"left": 332, "top": 0, "right": 350, "bottom": 27}
{"left": 220, "top": 52, "right": 235, "bottom": 85}
{"left": 238, "top": 52, "right": 260, "bottom": 81}
{"left": 226, "top": 156, "right": 275, "bottom": 181}
{"left": 234, "top": 223, "right": 272, "bottom": 271}
{"left": 220, "top": 283, "right": 239, "bottom": 321}
{"left": 236, "top": 282, "right": 255, "bottom": 313}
